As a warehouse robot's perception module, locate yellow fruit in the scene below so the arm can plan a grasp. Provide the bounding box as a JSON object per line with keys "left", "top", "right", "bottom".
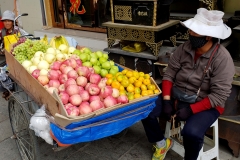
{"left": 138, "top": 77, "right": 144, "bottom": 82}
{"left": 127, "top": 84, "right": 135, "bottom": 93}
{"left": 121, "top": 69, "right": 128, "bottom": 75}
{"left": 128, "top": 93, "right": 135, "bottom": 100}
{"left": 141, "top": 90, "right": 148, "bottom": 96}
{"left": 147, "top": 90, "right": 154, "bottom": 95}
{"left": 122, "top": 75, "right": 128, "bottom": 81}
{"left": 147, "top": 84, "right": 156, "bottom": 90}
{"left": 139, "top": 72, "right": 145, "bottom": 77}
{"left": 116, "top": 74, "right": 124, "bottom": 82}
{"left": 115, "top": 72, "right": 123, "bottom": 78}
{"left": 105, "top": 74, "right": 113, "bottom": 79}
{"left": 106, "top": 78, "right": 113, "bottom": 85}
{"left": 143, "top": 79, "right": 151, "bottom": 85}
{"left": 119, "top": 85, "right": 125, "bottom": 91}
{"left": 119, "top": 90, "right": 127, "bottom": 95}
{"left": 154, "top": 89, "right": 160, "bottom": 94}
{"left": 126, "top": 71, "right": 133, "bottom": 78}
{"left": 121, "top": 79, "right": 130, "bottom": 87}
{"left": 134, "top": 93, "right": 142, "bottom": 99}
{"left": 144, "top": 74, "right": 150, "bottom": 79}
{"left": 111, "top": 81, "right": 121, "bottom": 89}
{"left": 133, "top": 71, "right": 140, "bottom": 79}
{"left": 134, "top": 80, "right": 142, "bottom": 88}
{"left": 134, "top": 87, "right": 141, "bottom": 94}
{"left": 141, "top": 84, "right": 147, "bottom": 91}
{"left": 129, "top": 77, "right": 137, "bottom": 84}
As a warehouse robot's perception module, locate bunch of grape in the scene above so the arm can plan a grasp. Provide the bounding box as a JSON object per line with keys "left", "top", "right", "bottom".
{"left": 13, "top": 39, "right": 49, "bottom": 63}
{"left": 10, "top": 37, "right": 27, "bottom": 54}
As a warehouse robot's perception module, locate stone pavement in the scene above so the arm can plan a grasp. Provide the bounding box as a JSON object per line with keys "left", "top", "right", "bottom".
{"left": 0, "top": 96, "right": 239, "bottom": 160}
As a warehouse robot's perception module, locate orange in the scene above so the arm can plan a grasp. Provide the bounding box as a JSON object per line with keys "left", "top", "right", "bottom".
{"left": 116, "top": 74, "right": 124, "bottom": 82}
{"left": 141, "top": 90, "right": 148, "bottom": 96}
{"left": 144, "top": 74, "right": 150, "bottom": 79}
{"left": 121, "top": 79, "right": 130, "bottom": 87}
{"left": 133, "top": 71, "right": 140, "bottom": 79}
{"left": 134, "top": 93, "right": 142, "bottom": 99}
{"left": 127, "top": 84, "right": 135, "bottom": 93}
{"left": 154, "top": 89, "right": 160, "bottom": 94}
{"left": 134, "top": 87, "right": 141, "bottom": 94}
{"left": 119, "top": 85, "right": 125, "bottom": 91}
{"left": 105, "top": 74, "right": 113, "bottom": 79}
{"left": 106, "top": 78, "right": 113, "bottom": 85}
{"left": 121, "top": 69, "right": 128, "bottom": 75}
{"left": 143, "top": 79, "right": 151, "bottom": 85}
{"left": 147, "top": 90, "right": 154, "bottom": 95}
{"left": 141, "top": 84, "right": 147, "bottom": 91}
{"left": 138, "top": 77, "right": 144, "bottom": 82}
{"left": 134, "top": 80, "right": 142, "bottom": 88}
{"left": 147, "top": 84, "right": 156, "bottom": 90}
{"left": 129, "top": 77, "right": 137, "bottom": 84}
{"left": 111, "top": 81, "right": 121, "bottom": 89}
{"left": 126, "top": 71, "right": 133, "bottom": 78}
{"left": 139, "top": 72, "right": 145, "bottom": 77}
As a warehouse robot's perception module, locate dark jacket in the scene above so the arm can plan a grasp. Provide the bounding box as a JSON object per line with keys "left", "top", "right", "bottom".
{"left": 163, "top": 41, "right": 235, "bottom": 108}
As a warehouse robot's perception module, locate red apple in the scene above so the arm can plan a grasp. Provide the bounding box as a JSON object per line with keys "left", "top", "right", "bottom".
{"left": 50, "top": 61, "right": 62, "bottom": 70}
{"left": 59, "top": 74, "right": 68, "bottom": 84}
{"left": 89, "top": 95, "right": 101, "bottom": 103}
{"left": 103, "top": 95, "right": 117, "bottom": 108}
{"left": 48, "top": 70, "right": 60, "bottom": 80}
{"left": 89, "top": 73, "right": 101, "bottom": 84}
{"left": 69, "top": 94, "right": 82, "bottom": 106}
{"left": 76, "top": 76, "right": 88, "bottom": 87}
{"left": 117, "top": 95, "right": 128, "bottom": 104}
{"left": 64, "top": 78, "right": 77, "bottom": 88}
{"left": 87, "top": 84, "right": 100, "bottom": 96}
{"left": 59, "top": 92, "right": 69, "bottom": 104}
{"left": 67, "top": 70, "right": 78, "bottom": 79}
{"left": 90, "top": 100, "right": 104, "bottom": 111}
{"left": 58, "top": 84, "right": 65, "bottom": 92}
{"left": 100, "top": 86, "right": 113, "bottom": 99}
{"left": 38, "top": 75, "right": 49, "bottom": 85}
{"left": 66, "top": 84, "right": 80, "bottom": 96}
{"left": 98, "top": 78, "right": 107, "bottom": 89}
{"left": 79, "top": 102, "right": 92, "bottom": 115}
{"left": 66, "top": 106, "right": 80, "bottom": 116}
{"left": 76, "top": 66, "right": 90, "bottom": 77}
{"left": 79, "top": 90, "right": 90, "bottom": 102}
{"left": 62, "top": 66, "right": 74, "bottom": 75}
{"left": 32, "top": 69, "right": 40, "bottom": 79}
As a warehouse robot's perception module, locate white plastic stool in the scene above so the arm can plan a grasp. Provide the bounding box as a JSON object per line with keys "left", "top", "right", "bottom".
{"left": 164, "top": 119, "right": 219, "bottom": 160}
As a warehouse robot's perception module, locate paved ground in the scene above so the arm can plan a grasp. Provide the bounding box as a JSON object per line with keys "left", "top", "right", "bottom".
{"left": 0, "top": 95, "right": 239, "bottom": 160}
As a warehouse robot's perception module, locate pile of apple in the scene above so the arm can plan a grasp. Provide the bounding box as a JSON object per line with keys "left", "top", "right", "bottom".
{"left": 73, "top": 49, "right": 119, "bottom": 77}
{"left": 31, "top": 57, "right": 129, "bottom": 116}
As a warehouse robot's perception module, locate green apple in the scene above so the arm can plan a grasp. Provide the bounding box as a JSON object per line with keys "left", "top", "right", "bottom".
{"left": 93, "top": 65, "right": 101, "bottom": 74}
{"left": 83, "top": 61, "right": 92, "bottom": 67}
{"left": 87, "top": 54, "right": 91, "bottom": 61}
{"left": 111, "top": 66, "right": 119, "bottom": 72}
{"left": 101, "top": 61, "right": 111, "bottom": 70}
{"left": 79, "top": 53, "right": 88, "bottom": 62}
{"left": 96, "top": 51, "right": 103, "bottom": 58}
{"left": 109, "top": 60, "right": 115, "bottom": 66}
{"left": 99, "top": 57, "right": 107, "bottom": 64}
{"left": 109, "top": 68, "right": 118, "bottom": 76}
{"left": 102, "top": 53, "right": 109, "bottom": 59}
{"left": 90, "top": 53, "right": 98, "bottom": 59}
{"left": 73, "top": 49, "right": 81, "bottom": 56}
{"left": 82, "top": 48, "right": 92, "bottom": 54}
{"left": 96, "top": 61, "right": 101, "bottom": 66}
{"left": 90, "top": 57, "right": 98, "bottom": 65}
{"left": 100, "top": 69, "right": 108, "bottom": 77}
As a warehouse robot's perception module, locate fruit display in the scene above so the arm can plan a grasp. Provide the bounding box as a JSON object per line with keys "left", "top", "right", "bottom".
{"left": 49, "top": 35, "right": 69, "bottom": 49}
{"left": 12, "top": 39, "right": 50, "bottom": 63}
{"left": 105, "top": 69, "right": 160, "bottom": 100}
{"left": 11, "top": 36, "right": 160, "bottom": 118}
{"left": 72, "top": 49, "right": 119, "bottom": 77}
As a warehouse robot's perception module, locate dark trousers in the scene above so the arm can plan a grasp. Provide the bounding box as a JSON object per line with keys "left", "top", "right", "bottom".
{"left": 141, "top": 96, "right": 220, "bottom": 160}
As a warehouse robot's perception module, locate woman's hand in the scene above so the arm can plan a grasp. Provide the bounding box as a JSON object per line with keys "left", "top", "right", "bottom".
{"left": 162, "top": 100, "right": 174, "bottom": 121}
{"left": 175, "top": 106, "right": 193, "bottom": 121}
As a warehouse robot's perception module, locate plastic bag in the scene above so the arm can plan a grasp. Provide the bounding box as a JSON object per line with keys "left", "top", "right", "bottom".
{"left": 0, "top": 66, "right": 13, "bottom": 91}
{"left": 29, "top": 105, "right": 53, "bottom": 145}
{"left": 4, "top": 34, "right": 19, "bottom": 52}
{"left": 121, "top": 41, "right": 147, "bottom": 53}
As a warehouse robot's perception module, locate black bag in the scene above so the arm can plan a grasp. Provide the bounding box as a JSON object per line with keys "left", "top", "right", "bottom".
{"left": 172, "top": 44, "right": 220, "bottom": 104}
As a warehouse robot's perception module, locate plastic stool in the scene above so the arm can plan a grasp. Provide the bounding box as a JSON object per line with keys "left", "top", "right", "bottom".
{"left": 164, "top": 119, "right": 219, "bottom": 160}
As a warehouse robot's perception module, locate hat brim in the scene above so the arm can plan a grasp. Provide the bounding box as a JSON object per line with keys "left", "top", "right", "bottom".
{"left": 180, "top": 18, "right": 231, "bottom": 39}
{"left": 1, "top": 17, "right": 14, "bottom": 21}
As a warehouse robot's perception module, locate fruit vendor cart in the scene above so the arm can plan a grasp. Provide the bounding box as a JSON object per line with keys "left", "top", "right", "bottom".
{"left": 1, "top": 44, "right": 161, "bottom": 160}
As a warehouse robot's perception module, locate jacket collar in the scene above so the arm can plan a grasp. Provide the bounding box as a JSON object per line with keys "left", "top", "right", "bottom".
{"left": 184, "top": 41, "right": 218, "bottom": 58}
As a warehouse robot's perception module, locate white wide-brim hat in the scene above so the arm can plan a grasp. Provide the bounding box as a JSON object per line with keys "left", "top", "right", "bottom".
{"left": 1, "top": 10, "right": 15, "bottom": 21}
{"left": 180, "top": 8, "right": 231, "bottom": 39}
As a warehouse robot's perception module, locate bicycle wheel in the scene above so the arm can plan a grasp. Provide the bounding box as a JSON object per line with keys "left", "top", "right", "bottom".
{"left": 8, "top": 96, "right": 40, "bottom": 160}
